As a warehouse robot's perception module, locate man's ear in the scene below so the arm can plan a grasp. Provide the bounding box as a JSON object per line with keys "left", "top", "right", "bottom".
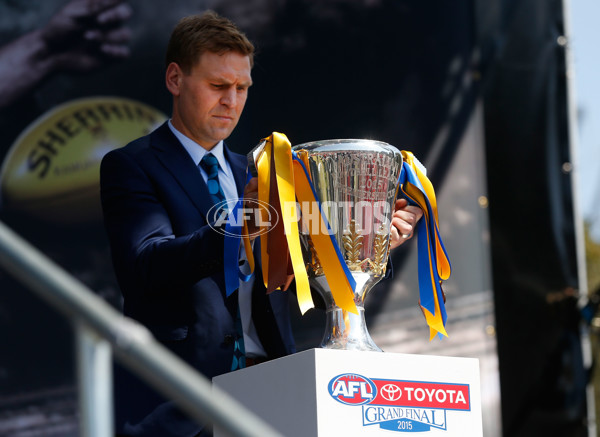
{"left": 165, "top": 62, "right": 182, "bottom": 96}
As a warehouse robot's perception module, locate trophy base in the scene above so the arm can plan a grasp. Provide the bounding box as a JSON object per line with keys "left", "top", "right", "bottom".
{"left": 320, "top": 307, "right": 382, "bottom": 352}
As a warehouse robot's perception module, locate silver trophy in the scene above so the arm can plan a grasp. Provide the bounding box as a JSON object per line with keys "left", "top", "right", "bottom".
{"left": 292, "top": 140, "right": 403, "bottom": 351}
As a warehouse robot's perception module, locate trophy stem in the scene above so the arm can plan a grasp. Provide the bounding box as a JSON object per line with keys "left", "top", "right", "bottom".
{"left": 320, "top": 306, "right": 382, "bottom": 352}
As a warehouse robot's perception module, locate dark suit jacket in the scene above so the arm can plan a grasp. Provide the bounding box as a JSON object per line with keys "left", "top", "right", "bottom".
{"left": 100, "top": 122, "right": 295, "bottom": 437}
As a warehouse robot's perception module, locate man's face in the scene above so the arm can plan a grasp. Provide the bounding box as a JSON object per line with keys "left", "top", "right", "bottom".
{"left": 167, "top": 51, "right": 252, "bottom": 149}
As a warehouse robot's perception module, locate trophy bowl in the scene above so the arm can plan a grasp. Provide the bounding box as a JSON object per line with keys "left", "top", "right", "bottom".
{"left": 292, "top": 139, "right": 403, "bottom": 351}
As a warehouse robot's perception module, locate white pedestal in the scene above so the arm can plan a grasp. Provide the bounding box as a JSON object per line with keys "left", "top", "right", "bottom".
{"left": 214, "top": 349, "right": 482, "bottom": 436}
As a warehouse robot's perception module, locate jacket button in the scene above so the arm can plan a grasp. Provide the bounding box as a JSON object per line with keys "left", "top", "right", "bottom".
{"left": 224, "top": 334, "right": 234, "bottom": 345}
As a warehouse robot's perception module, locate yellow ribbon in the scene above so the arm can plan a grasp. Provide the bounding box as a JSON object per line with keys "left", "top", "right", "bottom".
{"left": 253, "top": 133, "right": 359, "bottom": 315}
{"left": 256, "top": 140, "right": 271, "bottom": 285}
{"left": 292, "top": 152, "right": 358, "bottom": 315}
{"left": 256, "top": 133, "right": 314, "bottom": 314}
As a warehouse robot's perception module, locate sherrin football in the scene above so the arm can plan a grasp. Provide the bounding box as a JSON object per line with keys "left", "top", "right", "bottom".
{"left": 0, "top": 96, "right": 167, "bottom": 223}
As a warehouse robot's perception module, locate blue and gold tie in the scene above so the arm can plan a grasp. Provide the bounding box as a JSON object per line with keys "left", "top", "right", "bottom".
{"left": 199, "top": 153, "right": 245, "bottom": 370}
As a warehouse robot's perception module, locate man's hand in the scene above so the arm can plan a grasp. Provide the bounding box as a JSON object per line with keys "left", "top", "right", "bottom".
{"left": 389, "top": 198, "right": 423, "bottom": 250}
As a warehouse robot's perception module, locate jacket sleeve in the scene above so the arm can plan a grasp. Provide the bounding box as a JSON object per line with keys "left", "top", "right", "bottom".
{"left": 100, "top": 148, "right": 225, "bottom": 299}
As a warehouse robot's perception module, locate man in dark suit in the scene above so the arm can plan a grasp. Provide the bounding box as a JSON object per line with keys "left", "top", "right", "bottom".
{"left": 100, "top": 10, "right": 421, "bottom": 437}
{"left": 100, "top": 11, "right": 296, "bottom": 436}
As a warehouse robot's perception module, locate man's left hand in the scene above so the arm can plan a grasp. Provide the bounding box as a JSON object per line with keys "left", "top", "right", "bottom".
{"left": 389, "top": 198, "right": 423, "bottom": 250}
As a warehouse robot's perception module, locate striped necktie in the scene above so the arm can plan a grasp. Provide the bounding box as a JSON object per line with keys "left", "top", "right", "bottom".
{"left": 200, "top": 153, "right": 228, "bottom": 210}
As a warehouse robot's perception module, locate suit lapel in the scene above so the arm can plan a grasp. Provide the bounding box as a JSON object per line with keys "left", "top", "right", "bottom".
{"left": 150, "top": 123, "right": 214, "bottom": 218}
{"left": 151, "top": 125, "right": 284, "bottom": 353}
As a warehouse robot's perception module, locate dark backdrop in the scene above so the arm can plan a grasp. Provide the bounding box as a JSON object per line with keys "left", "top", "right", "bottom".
{"left": 481, "top": 0, "right": 588, "bottom": 435}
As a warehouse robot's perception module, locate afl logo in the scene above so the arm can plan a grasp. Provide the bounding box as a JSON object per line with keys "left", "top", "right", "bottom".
{"left": 328, "top": 374, "right": 376, "bottom": 406}
{"left": 380, "top": 384, "right": 402, "bottom": 401}
{"left": 207, "top": 198, "right": 279, "bottom": 238}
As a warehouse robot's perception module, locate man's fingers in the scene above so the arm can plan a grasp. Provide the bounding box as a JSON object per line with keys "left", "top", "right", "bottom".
{"left": 392, "top": 216, "right": 413, "bottom": 239}
{"left": 389, "top": 222, "right": 403, "bottom": 250}
{"left": 395, "top": 198, "right": 408, "bottom": 209}
{"left": 394, "top": 205, "right": 422, "bottom": 226}
{"left": 408, "top": 205, "right": 424, "bottom": 221}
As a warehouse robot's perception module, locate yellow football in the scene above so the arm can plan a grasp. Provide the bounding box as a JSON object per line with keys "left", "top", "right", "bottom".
{"left": 0, "top": 96, "right": 167, "bottom": 224}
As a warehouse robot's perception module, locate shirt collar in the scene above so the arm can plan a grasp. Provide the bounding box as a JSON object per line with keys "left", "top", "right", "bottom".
{"left": 168, "top": 120, "right": 230, "bottom": 176}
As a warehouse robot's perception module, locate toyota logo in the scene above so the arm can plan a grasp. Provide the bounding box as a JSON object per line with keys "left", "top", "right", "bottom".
{"left": 380, "top": 384, "right": 402, "bottom": 401}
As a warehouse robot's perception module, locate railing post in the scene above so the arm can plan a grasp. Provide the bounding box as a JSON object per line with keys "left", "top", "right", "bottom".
{"left": 77, "top": 324, "right": 113, "bottom": 437}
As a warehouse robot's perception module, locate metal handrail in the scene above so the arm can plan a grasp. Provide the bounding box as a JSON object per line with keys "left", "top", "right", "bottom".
{"left": 0, "top": 220, "right": 282, "bottom": 437}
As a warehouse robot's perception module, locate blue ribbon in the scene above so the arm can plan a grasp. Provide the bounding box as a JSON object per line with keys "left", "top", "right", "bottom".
{"left": 223, "top": 172, "right": 254, "bottom": 296}
{"left": 398, "top": 162, "right": 450, "bottom": 337}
